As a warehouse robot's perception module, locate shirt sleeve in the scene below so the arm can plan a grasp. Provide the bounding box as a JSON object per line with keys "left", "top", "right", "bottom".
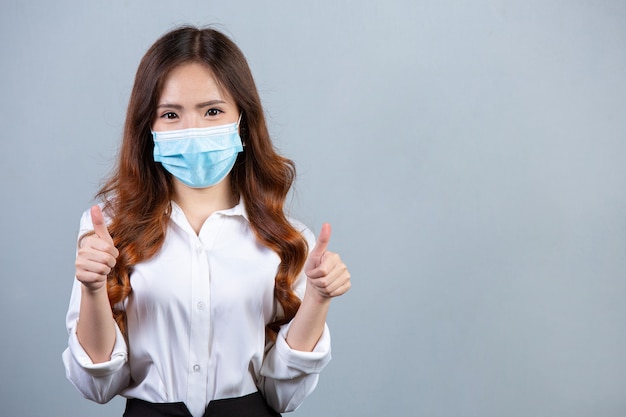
{"left": 259, "top": 321, "right": 332, "bottom": 412}
{"left": 61, "top": 208, "right": 131, "bottom": 404}
{"left": 258, "top": 221, "right": 332, "bottom": 412}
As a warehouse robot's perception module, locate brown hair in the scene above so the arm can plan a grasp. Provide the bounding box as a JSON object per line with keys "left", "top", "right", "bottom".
{"left": 97, "top": 26, "right": 308, "bottom": 339}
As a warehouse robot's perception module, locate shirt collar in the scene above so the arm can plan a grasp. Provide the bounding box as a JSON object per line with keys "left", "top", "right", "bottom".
{"left": 169, "top": 197, "right": 249, "bottom": 226}
{"left": 215, "top": 197, "right": 249, "bottom": 221}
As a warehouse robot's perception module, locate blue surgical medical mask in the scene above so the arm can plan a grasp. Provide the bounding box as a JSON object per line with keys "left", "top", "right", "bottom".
{"left": 152, "top": 115, "right": 243, "bottom": 188}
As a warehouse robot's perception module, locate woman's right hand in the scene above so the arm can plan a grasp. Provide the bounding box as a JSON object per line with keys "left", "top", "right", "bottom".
{"left": 75, "top": 205, "right": 119, "bottom": 292}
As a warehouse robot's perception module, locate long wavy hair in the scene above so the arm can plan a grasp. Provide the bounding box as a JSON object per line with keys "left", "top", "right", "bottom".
{"left": 96, "top": 26, "right": 308, "bottom": 339}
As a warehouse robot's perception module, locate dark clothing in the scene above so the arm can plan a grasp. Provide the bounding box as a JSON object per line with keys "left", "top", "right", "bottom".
{"left": 123, "top": 391, "right": 281, "bottom": 417}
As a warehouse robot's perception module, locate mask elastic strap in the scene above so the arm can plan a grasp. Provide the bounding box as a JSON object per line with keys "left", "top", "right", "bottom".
{"left": 237, "top": 112, "right": 246, "bottom": 148}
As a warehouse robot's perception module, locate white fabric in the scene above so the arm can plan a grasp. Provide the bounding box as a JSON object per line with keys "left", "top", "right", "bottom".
{"left": 62, "top": 200, "right": 331, "bottom": 417}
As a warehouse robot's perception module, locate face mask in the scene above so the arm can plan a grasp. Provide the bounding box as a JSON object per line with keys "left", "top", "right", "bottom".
{"left": 152, "top": 116, "right": 243, "bottom": 188}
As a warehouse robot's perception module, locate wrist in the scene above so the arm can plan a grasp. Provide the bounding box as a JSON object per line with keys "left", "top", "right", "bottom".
{"left": 81, "top": 282, "right": 108, "bottom": 297}
{"left": 303, "top": 284, "right": 332, "bottom": 305}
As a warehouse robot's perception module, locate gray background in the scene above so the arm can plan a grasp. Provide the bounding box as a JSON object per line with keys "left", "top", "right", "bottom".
{"left": 1, "top": 1, "right": 625, "bottom": 416}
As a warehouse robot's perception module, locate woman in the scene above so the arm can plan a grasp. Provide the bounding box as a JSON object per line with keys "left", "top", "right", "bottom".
{"left": 63, "top": 26, "right": 351, "bottom": 417}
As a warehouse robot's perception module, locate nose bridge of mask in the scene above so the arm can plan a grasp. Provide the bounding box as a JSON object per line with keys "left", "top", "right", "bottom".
{"left": 153, "top": 119, "right": 242, "bottom": 153}
{"left": 153, "top": 121, "right": 238, "bottom": 141}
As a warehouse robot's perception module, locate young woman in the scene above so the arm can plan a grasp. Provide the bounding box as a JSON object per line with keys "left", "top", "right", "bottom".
{"left": 63, "top": 26, "right": 351, "bottom": 417}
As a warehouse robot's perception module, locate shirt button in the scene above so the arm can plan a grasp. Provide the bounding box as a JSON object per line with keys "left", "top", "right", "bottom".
{"left": 193, "top": 364, "right": 201, "bottom": 372}
{"left": 197, "top": 301, "right": 206, "bottom": 310}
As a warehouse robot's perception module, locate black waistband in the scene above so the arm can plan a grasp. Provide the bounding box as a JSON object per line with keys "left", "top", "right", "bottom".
{"left": 123, "top": 391, "right": 281, "bottom": 417}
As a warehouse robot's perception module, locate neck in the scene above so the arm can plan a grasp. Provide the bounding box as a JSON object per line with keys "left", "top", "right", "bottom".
{"left": 172, "top": 176, "right": 237, "bottom": 234}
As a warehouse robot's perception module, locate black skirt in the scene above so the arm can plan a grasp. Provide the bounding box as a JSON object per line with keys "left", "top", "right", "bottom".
{"left": 123, "top": 391, "right": 281, "bottom": 417}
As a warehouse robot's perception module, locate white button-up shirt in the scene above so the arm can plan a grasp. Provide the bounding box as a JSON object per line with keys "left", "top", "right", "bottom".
{"left": 62, "top": 200, "right": 331, "bottom": 417}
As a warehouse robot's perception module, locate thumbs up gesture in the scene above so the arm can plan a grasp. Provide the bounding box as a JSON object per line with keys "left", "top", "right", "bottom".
{"left": 75, "top": 205, "right": 119, "bottom": 292}
{"left": 304, "top": 223, "right": 351, "bottom": 300}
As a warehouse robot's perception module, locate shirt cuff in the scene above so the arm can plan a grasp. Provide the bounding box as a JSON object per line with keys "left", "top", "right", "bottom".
{"left": 275, "top": 321, "right": 332, "bottom": 374}
{"left": 66, "top": 319, "right": 128, "bottom": 377}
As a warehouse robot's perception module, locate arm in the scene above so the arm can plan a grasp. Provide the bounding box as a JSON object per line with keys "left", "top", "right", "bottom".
{"left": 260, "top": 223, "right": 351, "bottom": 412}
{"left": 77, "top": 286, "right": 117, "bottom": 363}
{"left": 62, "top": 205, "right": 130, "bottom": 403}
{"left": 74, "top": 205, "right": 118, "bottom": 362}
{"left": 286, "top": 223, "right": 351, "bottom": 351}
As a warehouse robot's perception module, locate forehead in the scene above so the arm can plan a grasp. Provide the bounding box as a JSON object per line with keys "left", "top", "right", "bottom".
{"left": 158, "top": 62, "right": 232, "bottom": 102}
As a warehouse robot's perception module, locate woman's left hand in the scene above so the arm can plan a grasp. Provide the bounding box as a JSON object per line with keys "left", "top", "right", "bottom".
{"left": 304, "top": 223, "right": 351, "bottom": 301}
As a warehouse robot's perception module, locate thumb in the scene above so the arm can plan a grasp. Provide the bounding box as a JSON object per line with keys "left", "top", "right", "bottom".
{"left": 308, "top": 223, "right": 332, "bottom": 267}
{"left": 90, "top": 205, "right": 113, "bottom": 243}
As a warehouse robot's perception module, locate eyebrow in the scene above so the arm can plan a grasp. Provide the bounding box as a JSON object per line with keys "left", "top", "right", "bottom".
{"left": 156, "top": 100, "right": 227, "bottom": 109}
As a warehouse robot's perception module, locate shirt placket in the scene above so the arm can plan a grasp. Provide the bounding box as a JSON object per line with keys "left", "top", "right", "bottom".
{"left": 186, "top": 233, "right": 211, "bottom": 414}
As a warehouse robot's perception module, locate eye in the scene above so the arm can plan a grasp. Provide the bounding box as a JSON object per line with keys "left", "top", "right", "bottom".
{"left": 206, "top": 108, "right": 223, "bottom": 117}
{"left": 160, "top": 111, "right": 178, "bottom": 120}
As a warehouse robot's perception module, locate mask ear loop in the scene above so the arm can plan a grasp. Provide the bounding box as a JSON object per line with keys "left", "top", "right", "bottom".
{"left": 237, "top": 112, "right": 246, "bottom": 148}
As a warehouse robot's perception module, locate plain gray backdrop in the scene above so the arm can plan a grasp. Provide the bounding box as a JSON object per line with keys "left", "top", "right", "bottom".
{"left": 1, "top": 1, "right": 625, "bottom": 416}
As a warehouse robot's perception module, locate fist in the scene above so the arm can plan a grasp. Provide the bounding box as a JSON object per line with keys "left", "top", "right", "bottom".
{"left": 304, "top": 223, "right": 351, "bottom": 300}
{"left": 74, "top": 205, "right": 119, "bottom": 292}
